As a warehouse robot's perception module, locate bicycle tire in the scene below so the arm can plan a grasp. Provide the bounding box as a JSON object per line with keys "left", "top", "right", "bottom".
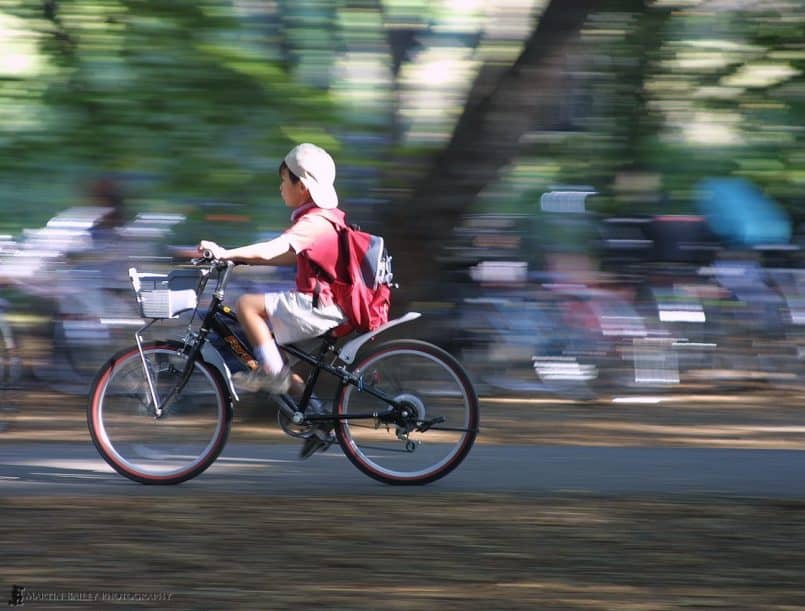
{"left": 335, "top": 339, "right": 479, "bottom": 485}
{"left": 87, "top": 340, "right": 233, "bottom": 485}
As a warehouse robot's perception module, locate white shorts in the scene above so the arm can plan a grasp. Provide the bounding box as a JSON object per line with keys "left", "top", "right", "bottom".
{"left": 264, "top": 290, "right": 346, "bottom": 345}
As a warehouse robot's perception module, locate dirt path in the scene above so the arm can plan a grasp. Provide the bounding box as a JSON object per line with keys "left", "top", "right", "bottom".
{"left": 3, "top": 494, "right": 805, "bottom": 609}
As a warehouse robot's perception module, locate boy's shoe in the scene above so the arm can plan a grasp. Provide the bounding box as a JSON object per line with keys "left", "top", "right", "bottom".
{"left": 232, "top": 365, "right": 291, "bottom": 394}
{"left": 299, "top": 395, "right": 335, "bottom": 459}
{"left": 299, "top": 427, "right": 335, "bottom": 459}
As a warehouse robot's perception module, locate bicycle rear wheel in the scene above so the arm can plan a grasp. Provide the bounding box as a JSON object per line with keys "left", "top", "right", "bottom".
{"left": 335, "top": 340, "right": 479, "bottom": 485}
{"left": 87, "top": 340, "right": 232, "bottom": 484}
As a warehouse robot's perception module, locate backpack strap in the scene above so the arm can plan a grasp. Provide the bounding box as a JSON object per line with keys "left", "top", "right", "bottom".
{"left": 301, "top": 207, "right": 346, "bottom": 309}
{"left": 312, "top": 278, "right": 322, "bottom": 308}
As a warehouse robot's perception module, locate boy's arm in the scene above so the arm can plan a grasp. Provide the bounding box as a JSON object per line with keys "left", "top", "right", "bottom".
{"left": 199, "top": 236, "right": 296, "bottom": 266}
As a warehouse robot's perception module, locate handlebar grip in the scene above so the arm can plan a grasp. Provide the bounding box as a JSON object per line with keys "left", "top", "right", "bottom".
{"left": 203, "top": 249, "right": 214, "bottom": 260}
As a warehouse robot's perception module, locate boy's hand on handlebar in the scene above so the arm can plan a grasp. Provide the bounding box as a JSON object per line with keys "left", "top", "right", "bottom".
{"left": 198, "top": 240, "right": 227, "bottom": 260}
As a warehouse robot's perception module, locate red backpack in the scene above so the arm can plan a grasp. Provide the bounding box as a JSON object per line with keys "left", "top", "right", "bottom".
{"left": 307, "top": 212, "right": 394, "bottom": 332}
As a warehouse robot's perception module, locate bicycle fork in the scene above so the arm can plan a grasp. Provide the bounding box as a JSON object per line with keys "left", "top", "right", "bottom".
{"left": 134, "top": 322, "right": 164, "bottom": 417}
{"left": 135, "top": 322, "right": 198, "bottom": 419}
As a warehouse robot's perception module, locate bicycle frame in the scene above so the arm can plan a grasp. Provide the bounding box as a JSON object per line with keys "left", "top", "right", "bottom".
{"left": 135, "top": 261, "right": 431, "bottom": 429}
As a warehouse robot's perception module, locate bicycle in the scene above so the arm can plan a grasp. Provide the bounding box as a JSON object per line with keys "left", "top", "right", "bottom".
{"left": 87, "top": 254, "right": 479, "bottom": 485}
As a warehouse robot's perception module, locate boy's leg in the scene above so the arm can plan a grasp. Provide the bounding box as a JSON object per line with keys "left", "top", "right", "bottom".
{"left": 237, "top": 291, "right": 339, "bottom": 459}
{"left": 235, "top": 294, "right": 304, "bottom": 394}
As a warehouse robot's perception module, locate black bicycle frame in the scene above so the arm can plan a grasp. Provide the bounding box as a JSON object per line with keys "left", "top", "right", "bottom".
{"left": 143, "top": 260, "right": 423, "bottom": 428}
{"left": 140, "top": 260, "right": 465, "bottom": 437}
{"left": 167, "top": 284, "right": 403, "bottom": 424}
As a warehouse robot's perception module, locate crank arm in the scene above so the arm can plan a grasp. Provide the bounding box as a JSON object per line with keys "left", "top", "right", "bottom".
{"left": 415, "top": 416, "right": 445, "bottom": 433}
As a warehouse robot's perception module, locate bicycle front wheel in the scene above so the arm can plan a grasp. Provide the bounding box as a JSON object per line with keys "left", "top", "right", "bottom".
{"left": 336, "top": 340, "right": 479, "bottom": 485}
{"left": 87, "top": 341, "right": 232, "bottom": 485}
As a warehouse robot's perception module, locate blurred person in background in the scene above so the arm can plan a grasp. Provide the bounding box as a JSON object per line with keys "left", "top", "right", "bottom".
{"left": 198, "top": 143, "right": 347, "bottom": 458}
{"left": 89, "top": 176, "right": 127, "bottom": 240}
{"left": 81, "top": 175, "right": 135, "bottom": 283}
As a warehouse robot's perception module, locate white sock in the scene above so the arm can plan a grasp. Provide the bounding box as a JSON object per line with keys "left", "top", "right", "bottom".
{"left": 255, "top": 343, "right": 285, "bottom": 376}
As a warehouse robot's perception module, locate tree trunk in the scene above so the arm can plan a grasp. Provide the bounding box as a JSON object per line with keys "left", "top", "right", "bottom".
{"left": 382, "top": 0, "right": 598, "bottom": 308}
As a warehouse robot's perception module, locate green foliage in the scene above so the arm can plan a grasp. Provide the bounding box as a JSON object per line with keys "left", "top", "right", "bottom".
{"left": 0, "top": 0, "right": 336, "bottom": 233}
{"left": 0, "top": 0, "right": 802, "bottom": 241}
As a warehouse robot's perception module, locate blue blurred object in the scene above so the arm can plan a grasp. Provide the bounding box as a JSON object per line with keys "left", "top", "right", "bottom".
{"left": 696, "top": 177, "right": 791, "bottom": 246}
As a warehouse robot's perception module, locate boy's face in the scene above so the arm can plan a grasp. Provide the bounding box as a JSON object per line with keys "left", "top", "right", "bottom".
{"left": 279, "top": 167, "right": 311, "bottom": 209}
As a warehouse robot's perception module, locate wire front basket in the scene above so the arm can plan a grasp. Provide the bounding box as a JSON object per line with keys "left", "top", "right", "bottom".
{"left": 129, "top": 268, "right": 201, "bottom": 319}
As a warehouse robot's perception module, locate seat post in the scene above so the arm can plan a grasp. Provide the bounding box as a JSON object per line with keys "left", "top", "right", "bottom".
{"left": 298, "top": 334, "right": 337, "bottom": 410}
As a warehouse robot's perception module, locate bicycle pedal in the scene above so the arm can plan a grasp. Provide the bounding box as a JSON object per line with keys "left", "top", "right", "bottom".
{"left": 277, "top": 411, "right": 313, "bottom": 439}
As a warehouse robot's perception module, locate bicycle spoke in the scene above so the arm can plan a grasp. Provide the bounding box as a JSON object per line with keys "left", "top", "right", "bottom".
{"left": 336, "top": 340, "right": 478, "bottom": 485}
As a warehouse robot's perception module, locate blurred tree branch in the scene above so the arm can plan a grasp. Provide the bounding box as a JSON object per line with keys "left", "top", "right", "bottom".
{"left": 42, "top": 0, "right": 76, "bottom": 54}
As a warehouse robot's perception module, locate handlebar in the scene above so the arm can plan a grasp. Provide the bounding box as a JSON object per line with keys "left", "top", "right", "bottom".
{"left": 188, "top": 253, "right": 237, "bottom": 299}
{"left": 190, "top": 250, "right": 232, "bottom": 270}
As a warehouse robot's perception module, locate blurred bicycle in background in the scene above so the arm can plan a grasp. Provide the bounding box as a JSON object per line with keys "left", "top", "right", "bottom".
{"left": 0, "top": 206, "right": 184, "bottom": 393}
{"left": 0, "top": 202, "right": 298, "bottom": 396}
{"left": 447, "top": 188, "right": 805, "bottom": 402}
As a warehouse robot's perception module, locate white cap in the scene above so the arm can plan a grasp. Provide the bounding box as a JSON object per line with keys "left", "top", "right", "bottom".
{"left": 284, "top": 143, "right": 338, "bottom": 209}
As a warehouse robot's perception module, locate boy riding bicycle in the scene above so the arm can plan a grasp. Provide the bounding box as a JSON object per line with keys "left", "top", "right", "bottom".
{"left": 198, "top": 143, "right": 348, "bottom": 458}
